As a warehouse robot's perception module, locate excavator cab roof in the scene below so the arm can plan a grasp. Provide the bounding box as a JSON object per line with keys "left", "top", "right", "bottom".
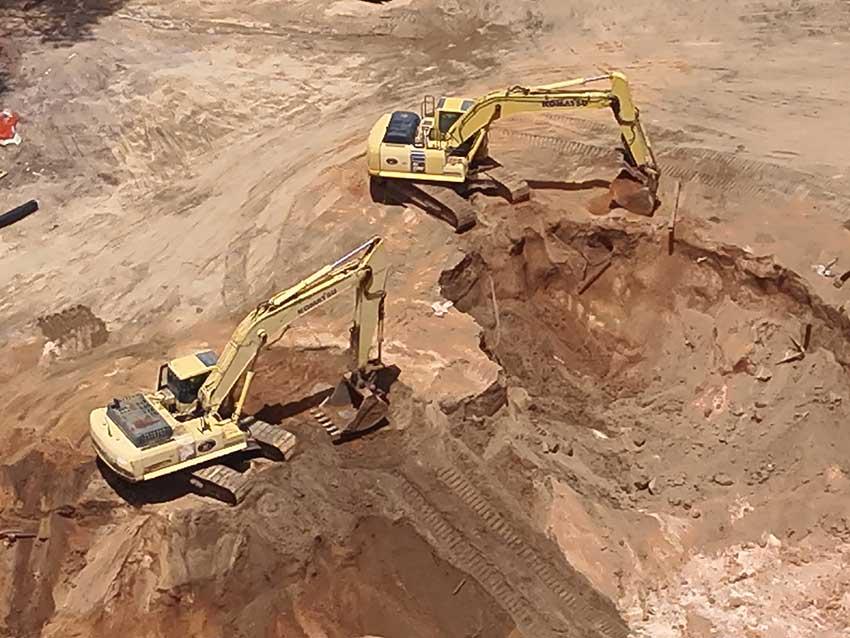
{"left": 434, "top": 98, "right": 474, "bottom": 135}
{"left": 168, "top": 350, "right": 218, "bottom": 381}
{"left": 436, "top": 97, "right": 474, "bottom": 112}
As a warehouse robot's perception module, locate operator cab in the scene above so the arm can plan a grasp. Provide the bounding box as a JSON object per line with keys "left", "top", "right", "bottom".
{"left": 157, "top": 350, "right": 218, "bottom": 415}
{"left": 425, "top": 97, "right": 475, "bottom": 141}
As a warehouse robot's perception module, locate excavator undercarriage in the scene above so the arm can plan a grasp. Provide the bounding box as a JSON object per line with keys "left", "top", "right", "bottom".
{"left": 370, "top": 158, "right": 530, "bottom": 233}
{"left": 188, "top": 418, "right": 297, "bottom": 505}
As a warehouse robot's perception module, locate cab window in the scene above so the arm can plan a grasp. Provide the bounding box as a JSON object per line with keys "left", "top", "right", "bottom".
{"left": 166, "top": 368, "right": 209, "bottom": 404}
{"left": 437, "top": 111, "right": 463, "bottom": 134}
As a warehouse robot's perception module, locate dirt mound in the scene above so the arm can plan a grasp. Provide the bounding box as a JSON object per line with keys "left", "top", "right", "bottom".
{"left": 37, "top": 305, "right": 109, "bottom": 361}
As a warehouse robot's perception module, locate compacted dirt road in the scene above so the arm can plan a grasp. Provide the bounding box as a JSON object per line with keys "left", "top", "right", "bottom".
{"left": 2, "top": 1, "right": 850, "bottom": 637}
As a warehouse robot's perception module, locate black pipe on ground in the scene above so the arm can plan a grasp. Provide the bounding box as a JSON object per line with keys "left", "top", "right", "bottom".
{"left": 0, "top": 199, "right": 38, "bottom": 230}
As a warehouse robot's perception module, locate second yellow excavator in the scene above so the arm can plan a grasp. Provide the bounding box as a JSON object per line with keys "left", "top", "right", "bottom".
{"left": 367, "top": 71, "right": 661, "bottom": 231}
{"left": 90, "top": 237, "right": 391, "bottom": 504}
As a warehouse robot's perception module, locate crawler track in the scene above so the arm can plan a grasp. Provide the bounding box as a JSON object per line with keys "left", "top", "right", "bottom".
{"left": 190, "top": 464, "right": 252, "bottom": 505}
{"left": 190, "top": 420, "right": 297, "bottom": 505}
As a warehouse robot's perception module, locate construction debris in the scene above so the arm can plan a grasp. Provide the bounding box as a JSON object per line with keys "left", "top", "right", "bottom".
{"left": 1, "top": 529, "right": 37, "bottom": 544}
{"left": 833, "top": 270, "right": 850, "bottom": 289}
{"left": 0, "top": 110, "right": 21, "bottom": 146}
{"left": 0, "top": 199, "right": 38, "bottom": 231}
{"left": 431, "top": 300, "right": 454, "bottom": 317}
{"left": 812, "top": 257, "right": 838, "bottom": 278}
{"left": 578, "top": 258, "right": 613, "bottom": 295}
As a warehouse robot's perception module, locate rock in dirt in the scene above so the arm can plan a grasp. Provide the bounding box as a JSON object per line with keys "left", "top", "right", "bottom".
{"left": 648, "top": 477, "right": 659, "bottom": 495}
{"left": 755, "top": 366, "right": 773, "bottom": 382}
{"left": 609, "top": 174, "right": 656, "bottom": 217}
{"left": 586, "top": 192, "right": 614, "bottom": 216}
{"left": 507, "top": 386, "right": 531, "bottom": 412}
{"left": 634, "top": 476, "right": 652, "bottom": 491}
{"left": 712, "top": 472, "right": 735, "bottom": 486}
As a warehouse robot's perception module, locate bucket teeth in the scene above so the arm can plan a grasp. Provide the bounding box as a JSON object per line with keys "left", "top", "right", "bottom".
{"left": 309, "top": 407, "right": 343, "bottom": 442}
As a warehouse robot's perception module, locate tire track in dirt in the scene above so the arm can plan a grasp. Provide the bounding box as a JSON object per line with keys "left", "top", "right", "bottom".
{"left": 115, "top": 6, "right": 419, "bottom": 40}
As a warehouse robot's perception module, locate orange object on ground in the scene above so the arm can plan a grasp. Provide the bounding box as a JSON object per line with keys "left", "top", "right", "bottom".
{"left": 0, "top": 110, "right": 21, "bottom": 145}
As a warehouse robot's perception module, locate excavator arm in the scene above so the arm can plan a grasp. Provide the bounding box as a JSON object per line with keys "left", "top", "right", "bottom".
{"left": 198, "top": 237, "right": 388, "bottom": 422}
{"left": 444, "top": 72, "right": 659, "bottom": 191}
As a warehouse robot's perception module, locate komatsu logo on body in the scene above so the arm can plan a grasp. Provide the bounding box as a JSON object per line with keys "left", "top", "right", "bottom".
{"left": 298, "top": 288, "right": 338, "bottom": 314}
{"left": 542, "top": 97, "right": 591, "bottom": 108}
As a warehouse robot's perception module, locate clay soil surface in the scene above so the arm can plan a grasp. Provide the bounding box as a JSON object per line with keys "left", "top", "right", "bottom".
{"left": 3, "top": 1, "right": 850, "bottom": 637}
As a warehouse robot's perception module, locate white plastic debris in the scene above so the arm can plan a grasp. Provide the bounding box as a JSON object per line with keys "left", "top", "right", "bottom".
{"left": 431, "top": 300, "right": 453, "bottom": 317}
{"left": 812, "top": 257, "right": 838, "bottom": 278}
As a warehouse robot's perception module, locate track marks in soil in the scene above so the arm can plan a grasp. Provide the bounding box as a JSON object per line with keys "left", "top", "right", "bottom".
{"left": 394, "top": 457, "right": 627, "bottom": 638}
{"left": 492, "top": 126, "right": 850, "bottom": 218}
{"left": 435, "top": 464, "right": 628, "bottom": 638}
{"left": 394, "top": 473, "right": 545, "bottom": 635}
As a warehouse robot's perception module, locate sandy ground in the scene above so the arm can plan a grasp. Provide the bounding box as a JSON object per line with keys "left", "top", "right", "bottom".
{"left": 2, "top": 1, "right": 850, "bottom": 637}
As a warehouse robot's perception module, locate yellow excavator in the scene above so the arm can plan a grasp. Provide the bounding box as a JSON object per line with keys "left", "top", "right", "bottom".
{"left": 367, "top": 71, "right": 660, "bottom": 231}
{"left": 90, "top": 236, "right": 390, "bottom": 503}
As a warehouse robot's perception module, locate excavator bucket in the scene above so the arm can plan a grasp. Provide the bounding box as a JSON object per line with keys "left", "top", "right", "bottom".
{"left": 608, "top": 169, "right": 658, "bottom": 217}
{"left": 311, "top": 376, "right": 389, "bottom": 443}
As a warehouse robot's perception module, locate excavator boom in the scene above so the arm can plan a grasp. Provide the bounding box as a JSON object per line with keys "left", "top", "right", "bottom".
{"left": 443, "top": 72, "right": 658, "bottom": 190}
{"left": 199, "top": 236, "right": 388, "bottom": 422}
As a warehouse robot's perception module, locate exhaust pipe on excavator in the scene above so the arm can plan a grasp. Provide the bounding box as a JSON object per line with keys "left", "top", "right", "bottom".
{"left": 314, "top": 372, "right": 389, "bottom": 442}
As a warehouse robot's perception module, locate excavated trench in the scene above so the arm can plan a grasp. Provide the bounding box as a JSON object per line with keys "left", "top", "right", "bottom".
{"left": 435, "top": 209, "right": 850, "bottom": 632}
{"left": 4, "top": 210, "right": 850, "bottom": 638}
